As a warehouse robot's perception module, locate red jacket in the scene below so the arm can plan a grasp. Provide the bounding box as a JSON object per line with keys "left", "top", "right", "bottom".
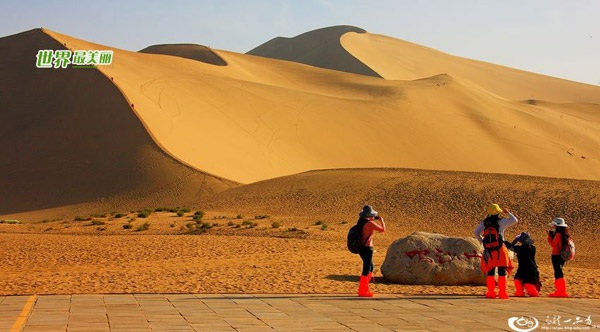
{"left": 547, "top": 232, "right": 563, "bottom": 255}
{"left": 361, "top": 220, "right": 385, "bottom": 247}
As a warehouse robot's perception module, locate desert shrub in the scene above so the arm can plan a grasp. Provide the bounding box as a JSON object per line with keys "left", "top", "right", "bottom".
{"left": 114, "top": 213, "right": 125, "bottom": 218}
{"left": 227, "top": 221, "right": 235, "bottom": 226}
{"left": 321, "top": 224, "right": 328, "bottom": 231}
{"left": 91, "top": 213, "right": 106, "bottom": 218}
{"left": 193, "top": 211, "right": 205, "bottom": 221}
{"left": 137, "top": 209, "right": 152, "bottom": 218}
{"left": 236, "top": 214, "right": 243, "bottom": 219}
{"left": 271, "top": 222, "right": 281, "bottom": 228}
{"left": 154, "top": 207, "right": 168, "bottom": 212}
{"left": 201, "top": 222, "right": 213, "bottom": 229}
{"left": 254, "top": 215, "right": 269, "bottom": 220}
{"left": 136, "top": 222, "right": 150, "bottom": 231}
{"left": 176, "top": 211, "right": 185, "bottom": 217}
{"left": 90, "top": 219, "right": 105, "bottom": 226}
{"left": 180, "top": 207, "right": 191, "bottom": 213}
{"left": 123, "top": 223, "right": 133, "bottom": 229}
{"left": 74, "top": 216, "right": 91, "bottom": 221}
{"left": 242, "top": 220, "right": 253, "bottom": 226}
{"left": 168, "top": 207, "right": 178, "bottom": 213}
{"left": 287, "top": 227, "right": 298, "bottom": 232}
{"left": 170, "top": 223, "right": 176, "bottom": 228}
{"left": 2, "top": 219, "right": 21, "bottom": 224}
{"left": 314, "top": 220, "right": 324, "bottom": 225}
{"left": 185, "top": 222, "right": 195, "bottom": 230}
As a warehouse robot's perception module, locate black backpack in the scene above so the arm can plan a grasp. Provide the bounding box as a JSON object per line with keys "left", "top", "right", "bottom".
{"left": 482, "top": 215, "right": 503, "bottom": 251}
{"left": 347, "top": 220, "right": 367, "bottom": 254}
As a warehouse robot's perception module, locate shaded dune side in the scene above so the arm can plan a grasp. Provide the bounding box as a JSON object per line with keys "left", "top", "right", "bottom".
{"left": 139, "top": 44, "right": 227, "bottom": 66}
{"left": 0, "top": 29, "right": 236, "bottom": 215}
{"left": 247, "top": 25, "right": 381, "bottom": 77}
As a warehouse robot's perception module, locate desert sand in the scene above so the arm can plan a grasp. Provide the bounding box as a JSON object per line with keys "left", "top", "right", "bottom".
{"left": 0, "top": 26, "right": 599, "bottom": 298}
{"left": 1, "top": 168, "right": 599, "bottom": 297}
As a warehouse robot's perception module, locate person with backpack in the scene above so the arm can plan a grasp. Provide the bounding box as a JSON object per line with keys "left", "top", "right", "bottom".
{"left": 347, "top": 205, "right": 386, "bottom": 297}
{"left": 505, "top": 232, "right": 540, "bottom": 297}
{"left": 474, "top": 203, "right": 518, "bottom": 299}
{"left": 547, "top": 217, "right": 573, "bottom": 297}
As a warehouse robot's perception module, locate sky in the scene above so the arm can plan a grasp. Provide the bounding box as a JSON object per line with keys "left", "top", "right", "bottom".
{"left": 1, "top": 0, "right": 599, "bottom": 85}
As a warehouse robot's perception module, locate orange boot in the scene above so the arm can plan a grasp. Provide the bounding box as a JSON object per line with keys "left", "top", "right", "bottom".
{"left": 358, "top": 275, "right": 373, "bottom": 297}
{"left": 549, "top": 278, "right": 569, "bottom": 297}
{"left": 514, "top": 279, "right": 525, "bottom": 297}
{"left": 498, "top": 276, "right": 509, "bottom": 299}
{"left": 485, "top": 276, "right": 496, "bottom": 299}
{"left": 524, "top": 283, "right": 539, "bottom": 297}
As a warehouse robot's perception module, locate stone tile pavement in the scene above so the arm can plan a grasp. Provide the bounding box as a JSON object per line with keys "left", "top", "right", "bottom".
{"left": 1, "top": 294, "right": 599, "bottom": 331}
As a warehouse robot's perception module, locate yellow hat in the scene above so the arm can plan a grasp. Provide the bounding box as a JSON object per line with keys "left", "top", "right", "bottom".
{"left": 488, "top": 204, "right": 502, "bottom": 215}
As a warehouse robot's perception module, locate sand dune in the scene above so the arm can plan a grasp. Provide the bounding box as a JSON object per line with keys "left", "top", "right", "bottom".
{"left": 139, "top": 43, "right": 226, "bottom": 66}
{"left": 342, "top": 32, "right": 600, "bottom": 103}
{"left": 0, "top": 29, "right": 236, "bottom": 216}
{"left": 247, "top": 25, "right": 380, "bottom": 77}
{"left": 35, "top": 29, "right": 600, "bottom": 184}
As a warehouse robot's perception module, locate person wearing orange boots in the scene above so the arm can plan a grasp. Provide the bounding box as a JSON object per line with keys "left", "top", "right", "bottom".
{"left": 474, "top": 204, "right": 517, "bottom": 299}
{"left": 547, "top": 218, "right": 571, "bottom": 297}
{"left": 357, "top": 205, "right": 386, "bottom": 297}
{"left": 506, "top": 232, "right": 540, "bottom": 297}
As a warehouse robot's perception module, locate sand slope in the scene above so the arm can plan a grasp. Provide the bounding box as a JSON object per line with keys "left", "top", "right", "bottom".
{"left": 139, "top": 44, "right": 226, "bottom": 66}
{"left": 342, "top": 32, "right": 600, "bottom": 103}
{"left": 0, "top": 29, "right": 236, "bottom": 216}
{"left": 248, "top": 25, "right": 380, "bottom": 77}
{"left": 39, "top": 29, "right": 600, "bottom": 184}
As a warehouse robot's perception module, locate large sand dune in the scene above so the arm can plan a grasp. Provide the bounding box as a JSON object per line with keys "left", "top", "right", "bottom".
{"left": 247, "top": 25, "right": 380, "bottom": 77}
{"left": 341, "top": 32, "right": 600, "bottom": 103}
{"left": 139, "top": 43, "right": 227, "bottom": 66}
{"left": 0, "top": 29, "right": 236, "bottom": 216}
{"left": 36, "top": 29, "right": 600, "bottom": 185}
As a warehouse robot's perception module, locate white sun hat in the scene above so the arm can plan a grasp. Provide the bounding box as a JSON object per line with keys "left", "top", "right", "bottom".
{"left": 549, "top": 217, "right": 568, "bottom": 227}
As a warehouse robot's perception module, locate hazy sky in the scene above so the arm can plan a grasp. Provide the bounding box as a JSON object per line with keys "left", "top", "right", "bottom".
{"left": 2, "top": 0, "right": 599, "bottom": 85}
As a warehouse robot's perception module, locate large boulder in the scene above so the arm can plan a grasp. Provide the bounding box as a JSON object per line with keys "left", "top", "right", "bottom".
{"left": 381, "top": 232, "right": 486, "bottom": 285}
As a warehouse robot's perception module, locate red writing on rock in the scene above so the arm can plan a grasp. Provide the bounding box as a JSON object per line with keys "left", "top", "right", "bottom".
{"left": 405, "top": 248, "right": 482, "bottom": 264}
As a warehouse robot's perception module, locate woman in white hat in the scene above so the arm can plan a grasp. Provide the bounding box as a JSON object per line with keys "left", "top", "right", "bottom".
{"left": 547, "top": 217, "right": 571, "bottom": 297}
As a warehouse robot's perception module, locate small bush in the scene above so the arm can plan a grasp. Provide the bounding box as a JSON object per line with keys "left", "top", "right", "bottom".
{"left": 227, "top": 221, "right": 235, "bottom": 226}
{"left": 193, "top": 211, "right": 205, "bottom": 221}
{"left": 255, "top": 215, "right": 269, "bottom": 220}
{"left": 1, "top": 219, "right": 21, "bottom": 224}
{"left": 201, "top": 222, "right": 213, "bottom": 229}
{"left": 114, "top": 213, "right": 125, "bottom": 218}
{"left": 321, "top": 224, "right": 328, "bottom": 231}
{"left": 136, "top": 222, "right": 150, "bottom": 232}
{"left": 315, "top": 220, "right": 324, "bottom": 225}
{"left": 236, "top": 214, "right": 243, "bottom": 219}
{"left": 176, "top": 211, "right": 185, "bottom": 217}
{"left": 74, "top": 216, "right": 91, "bottom": 221}
{"left": 90, "top": 219, "right": 105, "bottom": 226}
{"left": 91, "top": 213, "right": 106, "bottom": 218}
{"left": 180, "top": 207, "right": 191, "bottom": 213}
{"left": 170, "top": 223, "right": 176, "bottom": 228}
{"left": 123, "top": 223, "right": 133, "bottom": 229}
{"left": 154, "top": 207, "right": 168, "bottom": 212}
{"left": 271, "top": 222, "right": 281, "bottom": 228}
{"left": 242, "top": 220, "right": 253, "bottom": 226}
{"left": 137, "top": 209, "right": 151, "bottom": 218}
{"left": 185, "top": 222, "right": 195, "bottom": 230}
{"left": 168, "top": 207, "right": 178, "bottom": 213}
{"left": 287, "top": 227, "right": 298, "bottom": 232}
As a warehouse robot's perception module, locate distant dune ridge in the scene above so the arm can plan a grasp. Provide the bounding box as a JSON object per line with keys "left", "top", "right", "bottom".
{"left": 139, "top": 44, "right": 227, "bottom": 66}
{"left": 247, "top": 25, "right": 381, "bottom": 77}
{"left": 0, "top": 26, "right": 599, "bottom": 217}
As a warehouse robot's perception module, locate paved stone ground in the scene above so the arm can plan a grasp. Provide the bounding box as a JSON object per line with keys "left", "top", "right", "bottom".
{"left": 1, "top": 294, "right": 599, "bottom": 332}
